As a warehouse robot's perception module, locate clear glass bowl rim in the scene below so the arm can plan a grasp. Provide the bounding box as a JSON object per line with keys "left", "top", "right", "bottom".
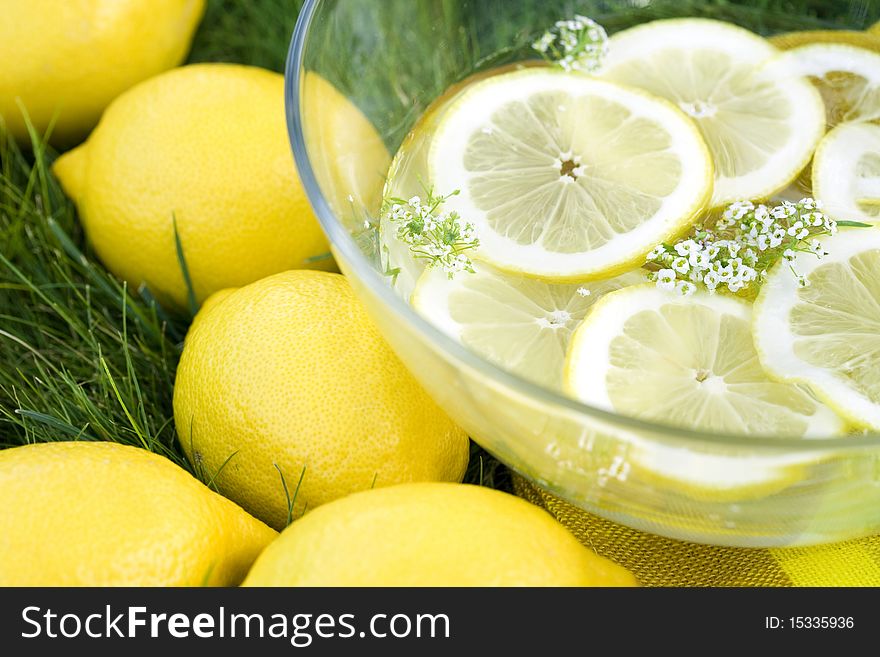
{"left": 285, "top": 0, "right": 880, "bottom": 453}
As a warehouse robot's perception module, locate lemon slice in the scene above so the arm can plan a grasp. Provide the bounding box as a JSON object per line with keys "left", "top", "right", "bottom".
{"left": 813, "top": 121, "right": 880, "bottom": 225}
{"left": 427, "top": 68, "right": 713, "bottom": 282}
{"left": 564, "top": 284, "right": 844, "bottom": 437}
{"left": 754, "top": 228, "right": 880, "bottom": 430}
{"left": 768, "top": 43, "right": 880, "bottom": 127}
{"left": 602, "top": 18, "right": 826, "bottom": 208}
{"left": 412, "top": 263, "right": 644, "bottom": 389}
{"left": 769, "top": 30, "right": 880, "bottom": 54}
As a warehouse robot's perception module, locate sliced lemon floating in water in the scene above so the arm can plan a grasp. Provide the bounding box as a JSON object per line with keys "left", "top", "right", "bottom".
{"left": 427, "top": 68, "right": 713, "bottom": 282}
{"left": 412, "top": 264, "right": 644, "bottom": 389}
{"left": 769, "top": 30, "right": 880, "bottom": 54}
{"left": 768, "top": 43, "right": 880, "bottom": 127}
{"left": 564, "top": 284, "right": 844, "bottom": 437}
{"left": 754, "top": 229, "right": 880, "bottom": 430}
{"left": 813, "top": 121, "right": 880, "bottom": 225}
{"left": 602, "top": 18, "right": 825, "bottom": 208}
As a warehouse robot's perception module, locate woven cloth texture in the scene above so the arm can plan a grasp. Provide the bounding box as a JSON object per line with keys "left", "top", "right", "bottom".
{"left": 513, "top": 475, "right": 880, "bottom": 587}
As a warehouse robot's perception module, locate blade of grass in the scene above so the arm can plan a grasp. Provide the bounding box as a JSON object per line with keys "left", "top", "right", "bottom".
{"left": 274, "top": 463, "right": 307, "bottom": 528}
{"left": 173, "top": 213, "right": 199, "bottom": 317}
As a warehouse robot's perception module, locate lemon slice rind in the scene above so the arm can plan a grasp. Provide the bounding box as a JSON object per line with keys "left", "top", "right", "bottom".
{"left": 767, "top": 43, "right": 880, "bottom": 126}
{"left": 602, "top": 18, "right": 826, "bottom": 208}
{"left": 813, "top": 121, "right": 880, "bottom": 225}
{"left": 769, "top": 30, "right": 880, "bottom": 54}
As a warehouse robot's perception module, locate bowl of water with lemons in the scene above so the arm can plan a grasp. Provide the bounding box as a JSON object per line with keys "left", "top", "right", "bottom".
{"left": 288, "top": 0, "right": 880, "bottom": 546}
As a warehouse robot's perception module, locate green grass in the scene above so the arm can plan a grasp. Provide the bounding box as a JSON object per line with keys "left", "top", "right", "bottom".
{"left": 0, "top": 130, "right": 187, "bottom": 465}
{"left": 0, "top": 0, "right": 513, "bottom": 487}
{"left": 1, "top": 0, "right": 877, "bottom": 491}
{"left": 188, "top": 0, "right": 305, "bottom": 70}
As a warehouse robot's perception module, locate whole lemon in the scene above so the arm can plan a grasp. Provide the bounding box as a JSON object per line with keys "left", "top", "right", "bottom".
{"left": 0, "top": 441, "right": 276, "bottom": 586}
{"left": 243, "top": 483, "right": 638, "bottom": 586}
{"left": 0, "top": 0, "right": 205, "bottom": 145}
{"left": 53, "top": 64, "right": 388, "bottom": 309}
{"left": 173, "top": 271, "right": 470, "bottom": 530}
{"left": 302, "top": 72, "right": 391, "bottom": 215}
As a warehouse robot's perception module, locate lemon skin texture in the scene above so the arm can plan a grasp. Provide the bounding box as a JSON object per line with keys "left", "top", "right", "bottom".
{"left": 173, "top": 271, "right": 471, "bottom": 531}
{"left": 243, "top": 483, "right": 638, "bottom": 587}
{"left": 0, "top": 441, "right": 276, "bottom": 586}
{"left": 0, "top": 0, "right": 205, "bottom": 145}
{"left": 53, "top": 65, "right": 381, "bottom": 309}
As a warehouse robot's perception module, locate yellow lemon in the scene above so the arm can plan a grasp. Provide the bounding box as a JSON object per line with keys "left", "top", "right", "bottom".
{"left": 173, "top": 271, "right": 470, "bottom": 530}
{"left": 0, "top": 441, "right": 275, "bottom": 586}
{"left": 0, "top": 0, "right": 205, "bottom": 145}
{"left": 242, "top": 483, "right": 638, "bottom": 586}
{"left": 302, "top": 72, "right": 390, "bottom": 216}
{"left": 53, "top": 64, "right": 388, "bottom": 309}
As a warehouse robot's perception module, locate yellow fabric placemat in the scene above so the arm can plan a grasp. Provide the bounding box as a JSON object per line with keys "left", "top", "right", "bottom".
{"left": 513, "top": 475, "right": 880, "bottom": 587}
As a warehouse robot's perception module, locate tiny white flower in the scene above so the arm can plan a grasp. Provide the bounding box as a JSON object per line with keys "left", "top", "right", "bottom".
{"left": 656, "top": 268, "right": 677, "bottom": 291}
{"left": 703, "top": 271, "right": 720, "bottom": 291}
{"left": 810, "top": 239, "right": 828, "bottom": 258}
{"left": 675, "top": 239, "right": 698, "bottom": 257}
{"left": 537, "top": 15, "right": 608, "bottom": 73}
{"left": 532, "top": 31, "right": 555, "bottom": 53}
{"left": 692, "top": 251, "right": 711, "bottom": 269}
{"left": 647, "top": 245, "right": 666, "bottom": 261}
{"left": 672, "top": 256, "right": 690, "bottom": 274}
{"left": 772, "top": 205, "right": 789, "bottom": 220}
{"left": 716, "top": 264, "right": 734, "bottom": 282}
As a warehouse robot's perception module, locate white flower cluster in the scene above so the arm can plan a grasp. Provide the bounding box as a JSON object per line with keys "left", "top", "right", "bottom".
{"left": 532, "top": 15, "right": 609, "bottom": 73}
{"left": 386, "top": 193, "right": 479, "bottom": 279}
{"left": 648, "top": 198, "right": 838, "bottom": 294}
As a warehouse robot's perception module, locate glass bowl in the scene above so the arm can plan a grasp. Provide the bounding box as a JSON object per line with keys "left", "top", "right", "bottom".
{"left": 286, "top": 0, "right": 880, "bottom": 547}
